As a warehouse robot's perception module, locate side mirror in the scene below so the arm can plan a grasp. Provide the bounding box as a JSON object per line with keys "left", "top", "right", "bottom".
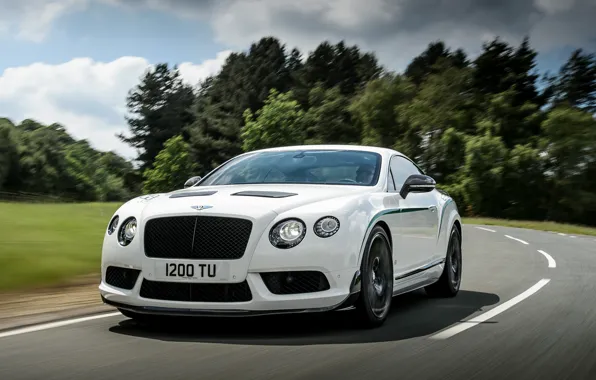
{"left": 399, "top": 174, "right": 436, "bottom": 199}
{"left": 184, "top": 176, "right": 202, "bottom": 188}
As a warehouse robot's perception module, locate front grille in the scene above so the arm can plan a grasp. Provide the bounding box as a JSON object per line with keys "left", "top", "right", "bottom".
{"left": 261, "top": 271, "right": 331, "bottom": 295}
{"left": 139, "top": 279, "right": 252, "bottom": 302}
{"left": 144, "top": 216, "right": 253, "bottom": 260}
{"left": 105, "top": 266, "right": 140, "bottom": 290}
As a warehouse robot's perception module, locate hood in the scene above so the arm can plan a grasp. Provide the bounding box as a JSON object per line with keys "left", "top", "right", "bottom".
{"left": 138, "top": 184, "right": 372, "bottom": 221}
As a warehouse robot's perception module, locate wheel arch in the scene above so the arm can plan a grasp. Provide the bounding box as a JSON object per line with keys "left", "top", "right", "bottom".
{"left": 356, "top": 218, "right": 393, "bottom": 266}
{"left": 453, "top": 219, "right": 462, "bottom": 239}
{"left": 375, "top": 220, "right": 393, "bottom": 249}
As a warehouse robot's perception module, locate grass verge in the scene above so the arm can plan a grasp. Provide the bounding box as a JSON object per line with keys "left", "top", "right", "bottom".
{"left": 2, "top": 202, "right": 594, "bottom": 293}
{"left": 0, "top": 202, "right": 121, "bottom": 292}
{"left": 463, "top": 217, "right": 596, "bottom": 237}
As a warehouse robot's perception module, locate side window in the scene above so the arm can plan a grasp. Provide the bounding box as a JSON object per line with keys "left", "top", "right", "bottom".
{"left": 387, "top": 169, "right": 396, "bottom": 191}
{"left": 390, "top": 156, "right": 422, "bottom": 190}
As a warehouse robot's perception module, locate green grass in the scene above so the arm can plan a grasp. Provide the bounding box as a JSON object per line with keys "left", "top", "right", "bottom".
{"left": 2, "top": 201, "right": 595, "bottom": 293}
{"left": 0, "top": 202, "right": 122, "bottom": 292}
{"left": 463, "top": 217, "right": 596, "bottom": 237}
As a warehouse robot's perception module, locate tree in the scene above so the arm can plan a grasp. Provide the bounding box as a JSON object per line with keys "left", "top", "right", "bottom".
{"left": 541, "top": 106, "right": 596, "bottom": 223}
{"left": 350, "top": 74, "right": 416, "bottom": 153}
{"left": 143, "top": 135, "right": 198, "bottom": 194}
{"left": 474, "top": 88, "right": 543, "bottom": 149}
{"left": 64, "top": 140, "right": 102, "bottom": 200}
{"left": 98, "top": 152, "right": 141, "bottom": 196}
{"left": 119, "top": 63, "right": 196, "bottom": 171}
{"left": 545, "top": 49, "right": 596, "bottom": 112}
{"left": 405, "top": 41, "right": 468, "bottom": 86}
{"left": 300, "top": 41, "right": 383, "bottom": 98}
{"left": 241, "top": 89, "right": 306, "bottom": 151}
{"left": 302, "top": 86, "right": 360, "bottom": 144}
{"left": 502, "top": 143, "right": 548, "bottom": 220}
{"left": 472, "top": 37, "right": 540, "bottom": 104}
{"left": 400, "top": 65, "right": 474, "bottom": 180}
{"left": 4, "top": 35, "right": 596, "bottom": 227}
{"left": 0, "top": 119, "right": 18, "bottom": 189}
{"left": 460, "top": 133, "right": 509, "bottom": 217}
{"left": 14, "top": 123, "right": 76, "bottom": 196}
{"left": 187, "top": 37, "right": 300, "bottom": 171}
{"left": 1, "top": 118, "right": 135, "bottom": 201}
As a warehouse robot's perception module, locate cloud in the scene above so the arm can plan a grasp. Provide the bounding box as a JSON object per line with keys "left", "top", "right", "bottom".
{"left": 3, "top": 0, "right": 594, "bottom": 67}
{"left": 0, "top": 51, "right": 232, "bottom": 159}
{"left": 178, "top": 51, "right": 232, "bottom": 87}
{"left": 110, "top": 0, "right": 596, "bottom": 71}
{"left": 534, "top": 0, "right": 578, "bottom": 14}
{"left": 0, "top": 0, "right": 89, "bottom": 42}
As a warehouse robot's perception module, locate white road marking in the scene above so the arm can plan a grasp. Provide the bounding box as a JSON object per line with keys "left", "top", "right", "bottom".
{"left": 537, "top": 250, "right": 556, "bottom": 268}
{"left": 504, "top": 235, "right": 529, "bottom": 245}
{"left": 475, "top": 227, "right": 496, "bottom": 232}
{"left": 430, "top": 279, "right": 551, "bottom": 340}
{"left": 558, "top": 233, "right": 567, "bottom": 236}
{"left": 569, "top": 236, "right": 576, "bottom": 238}
{"left": 0, "top": 312, "right": 121, "bottom": 339}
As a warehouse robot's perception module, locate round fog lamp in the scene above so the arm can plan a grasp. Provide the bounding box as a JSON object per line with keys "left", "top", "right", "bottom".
{"left": 314, "top": 216, "right": 340, "bottom": 238}
{"left": 321, "top": 218, "right": 338, "bottom": 232}
{"left": 118, "top": 217, "right": 137, "bottom": 246}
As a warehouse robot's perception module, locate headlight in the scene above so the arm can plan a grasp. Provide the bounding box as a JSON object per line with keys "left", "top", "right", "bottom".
{"left": 107, "top": 215, "right": 119, "bottom": 235}
{"left": 118, "top": 217, "right": 137, "bottom": 246}
{"left": 314, "top": 216, "right": 340, "bottom": 238}
{"left": 269, "top": 218, "right": 306, "bottom": 249}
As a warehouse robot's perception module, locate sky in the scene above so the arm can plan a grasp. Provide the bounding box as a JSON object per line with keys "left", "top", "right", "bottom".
{"left": 1, "top": 0, "right": 595, "bottom": 160}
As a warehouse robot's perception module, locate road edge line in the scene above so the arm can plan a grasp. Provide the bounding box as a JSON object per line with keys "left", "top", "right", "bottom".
{"left": 504, "top": 235, "right": 529, "bottom": 245}
{"left": 537, "top": 250, "right": 557, "bottom": 268}
{"left": 429, "top": 278, "right": 551, "bottom": 340}
{"left": 0, "top": 311, "right": 121, "bottom": 339}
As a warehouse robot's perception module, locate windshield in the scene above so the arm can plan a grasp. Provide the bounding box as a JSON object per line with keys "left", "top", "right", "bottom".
{"left": 198, "top": 149, "right": 383, "bottom": 187}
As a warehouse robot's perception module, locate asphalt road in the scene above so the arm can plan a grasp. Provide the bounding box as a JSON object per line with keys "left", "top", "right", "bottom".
{"left": 1, "top": 224, "right": 595, "bottom": 380}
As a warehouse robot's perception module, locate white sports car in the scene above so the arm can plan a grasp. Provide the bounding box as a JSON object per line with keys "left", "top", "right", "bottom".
{"left": 99, "top": 145, "right": 462, "bottom": 328}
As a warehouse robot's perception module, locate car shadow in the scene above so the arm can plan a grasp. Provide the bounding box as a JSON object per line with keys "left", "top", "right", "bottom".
{"left": 107, "top": 289, "right": 499, "bottom": 346}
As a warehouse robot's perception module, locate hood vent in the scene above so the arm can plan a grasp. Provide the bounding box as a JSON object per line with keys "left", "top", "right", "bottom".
{"left": 169, "top": 191, "right": 218, "bottom": 199}
{"left": 231, "top": 190, "right": 297, "bottom": 198}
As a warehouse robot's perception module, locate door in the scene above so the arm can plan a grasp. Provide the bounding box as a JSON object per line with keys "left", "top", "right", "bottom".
{"left": 388, "top": 155, "right": 439, "bottom": 274}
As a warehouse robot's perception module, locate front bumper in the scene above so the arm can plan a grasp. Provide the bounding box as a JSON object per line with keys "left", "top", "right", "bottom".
{"left": 99, "top": 267, "right": 362, "bottom": 317}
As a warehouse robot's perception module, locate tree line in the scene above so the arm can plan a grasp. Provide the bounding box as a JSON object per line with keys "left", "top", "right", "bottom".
{"left": 0, "top": 118, "right": 140, "bottom": 201}
{"left": 1, "top": 36, "right": 595, "bottom": 226}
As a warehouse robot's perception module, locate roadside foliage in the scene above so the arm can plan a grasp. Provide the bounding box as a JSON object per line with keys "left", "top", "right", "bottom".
{"left": 1, "top": 37, "right": 595, "bottom": 227}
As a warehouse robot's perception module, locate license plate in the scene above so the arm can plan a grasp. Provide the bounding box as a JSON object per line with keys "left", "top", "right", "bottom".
{"left": 154, "top": 261, "right": 230, "bottom": 282}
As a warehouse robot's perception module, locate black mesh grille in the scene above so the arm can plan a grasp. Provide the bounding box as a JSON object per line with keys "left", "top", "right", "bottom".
{"left": 105, "top": 266, "right": 141, "bottom": 290}
{"left": 261, "top": 271, "right": 331, "bottom": 295}
{"left": 139, "top": 279, "right": 252, "bottom": 302}
{"left": 144, "top": 216, "right": 253, "bottom": 260}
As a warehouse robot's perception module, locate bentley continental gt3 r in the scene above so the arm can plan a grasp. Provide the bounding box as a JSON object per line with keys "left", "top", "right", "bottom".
{"left": 99, "top": 145, "right": 463, "bottom": 328}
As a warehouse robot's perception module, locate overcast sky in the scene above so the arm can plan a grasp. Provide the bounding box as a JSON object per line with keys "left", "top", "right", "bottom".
{"left": 1, "top": 0, "right": 595, "bottom": 159}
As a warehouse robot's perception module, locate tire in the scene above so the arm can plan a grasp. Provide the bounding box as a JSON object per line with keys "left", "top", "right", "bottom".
{"left": 425, "top": 225, "right": 462, "bottom": 298}
{"left": 354, "top": 225, "right": 394, "bottom": 328}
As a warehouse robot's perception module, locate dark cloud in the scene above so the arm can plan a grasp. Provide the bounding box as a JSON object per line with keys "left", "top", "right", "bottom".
{"left": 110, "top": 0, "right": 595, "bottom": 70}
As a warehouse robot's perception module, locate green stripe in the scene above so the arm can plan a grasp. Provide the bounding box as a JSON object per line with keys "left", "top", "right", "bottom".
{"left": 366, "top": 198, "right": 455, "bottom": 242}
{"left": 368, "top": 207, "right": 429, "bottom": 229}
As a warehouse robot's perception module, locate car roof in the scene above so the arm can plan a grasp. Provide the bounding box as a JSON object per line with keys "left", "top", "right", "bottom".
{"left": 248, "top": 144, "right": 403, "bottom": 157}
